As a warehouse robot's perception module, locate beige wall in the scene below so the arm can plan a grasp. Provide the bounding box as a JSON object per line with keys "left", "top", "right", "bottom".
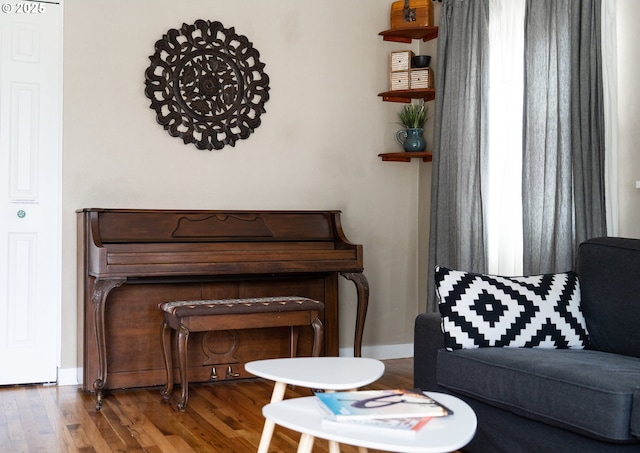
{"left": 61, "top": 0, "right": 430, "bottom": 371}
{"left": 616, "top": 0, "right": 640, "bottom": 238}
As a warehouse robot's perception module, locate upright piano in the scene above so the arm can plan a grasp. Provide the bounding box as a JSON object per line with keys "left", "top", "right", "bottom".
{"left": 77, "top": 209, "right": 369, "bottom": 404}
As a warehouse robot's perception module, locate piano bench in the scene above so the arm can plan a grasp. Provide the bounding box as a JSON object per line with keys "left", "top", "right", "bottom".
{"left": 158, "top": 296, "right": 324, "bottom": 411}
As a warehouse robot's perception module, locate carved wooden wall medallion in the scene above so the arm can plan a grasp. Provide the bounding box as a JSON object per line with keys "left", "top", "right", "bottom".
{"left": 144, "top": 20, "right": 270, "bottom": 151}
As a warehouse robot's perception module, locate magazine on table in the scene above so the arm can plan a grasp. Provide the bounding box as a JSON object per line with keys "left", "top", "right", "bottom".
{"left": 321, "top": 415, "right": 433, "bottom": 437}
{"left": 314, "top": 389, "right": 452, "bottom": 421}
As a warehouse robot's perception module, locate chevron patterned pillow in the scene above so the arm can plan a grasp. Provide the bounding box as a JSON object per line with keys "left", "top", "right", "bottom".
{"left": 435, "top": 266, "right": 591, "bottom": 351}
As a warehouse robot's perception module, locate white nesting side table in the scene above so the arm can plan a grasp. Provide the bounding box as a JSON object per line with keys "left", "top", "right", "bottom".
{"left": 245, "top": 357, "right": 385, "bottom": 453}
{"left": 263, "top": 392, "right": 477, "bottom": 453}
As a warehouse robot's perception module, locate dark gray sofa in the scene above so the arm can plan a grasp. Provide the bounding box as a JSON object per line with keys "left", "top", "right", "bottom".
{"left": 414, "top": 237, "right": 640, "bottom": 453}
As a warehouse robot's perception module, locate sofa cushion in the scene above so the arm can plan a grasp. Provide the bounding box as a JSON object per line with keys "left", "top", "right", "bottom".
{"left": 578, "top": 237, "right": 640, "bottom": 359}
{"left": 435, "top": 266, "right": 590, "bottom": 350}
{"left": 436, "top": 348, "right": 640, "bottom": 442}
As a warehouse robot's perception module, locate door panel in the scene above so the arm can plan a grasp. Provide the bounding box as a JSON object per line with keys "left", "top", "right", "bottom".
{"left": 0, "top": 1, "right": 62, "bottom": 384}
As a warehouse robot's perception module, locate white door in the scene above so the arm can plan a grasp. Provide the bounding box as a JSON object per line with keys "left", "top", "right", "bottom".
{"left": 0, "top": 1, "right": 62, "bottom": 384}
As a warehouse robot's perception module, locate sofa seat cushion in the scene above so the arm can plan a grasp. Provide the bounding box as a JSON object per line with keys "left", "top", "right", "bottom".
{"left": 436, "top": 348, "right": 640, "bottom": 442}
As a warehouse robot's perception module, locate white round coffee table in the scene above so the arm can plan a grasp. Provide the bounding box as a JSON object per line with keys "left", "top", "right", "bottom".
{"left": 262, "top": 392, "right": 477, "bottom": 453}
{"left": 246, "top": 357, "right": 385, "bottom": 453}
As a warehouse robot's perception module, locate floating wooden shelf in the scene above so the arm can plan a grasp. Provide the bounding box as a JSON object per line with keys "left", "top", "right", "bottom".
{"left": 378, "top": 26, "right": 439, "bottom": 43}
{"left": 378, "top": 26, "right": 438, "bottom": 162}
{"left": 378, "top": 88, "right": 435, "bottom": 103}
{"left": 378, "top": 151, "right": 433, "bottom": 162}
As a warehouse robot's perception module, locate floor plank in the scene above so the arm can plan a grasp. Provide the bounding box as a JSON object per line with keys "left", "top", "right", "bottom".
{"left": 0, "top": 358, "right": 423, "bottom": 453}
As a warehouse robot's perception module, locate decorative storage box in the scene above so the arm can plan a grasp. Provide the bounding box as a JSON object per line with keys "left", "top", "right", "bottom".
{"left": 390, "top": 50, "right": 414, "bottom": 72}
{"left": 390, "top": 71, "right": 410, "bottom": 90}
{"left": 390, "top": 0, "right": 434, "bottom": 30}
{"left": 410, "top": 68, "right": 433, "bottom": 89}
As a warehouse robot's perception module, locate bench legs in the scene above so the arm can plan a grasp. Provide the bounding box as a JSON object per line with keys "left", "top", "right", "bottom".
{"left": 176, "top": 325, "right": 190, "bottom": 411}
{"left": 289, "top": 318, "right": 322, "bottom": 357}
{"left": 160, "top": 320, "right": 174, "bottom": 402}
{"left": 160, "top": 321, "right": 191, "bottom": 411}
{"left": 161, "top": 316, "right": 323, "bottom": 412}
{"left": 311, "top": 316, "right": 322, "bottom": 357}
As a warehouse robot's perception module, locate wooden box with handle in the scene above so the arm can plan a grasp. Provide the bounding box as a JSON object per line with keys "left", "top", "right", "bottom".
{"left": 390, "top": 0, "right": 434, "bottom": 29}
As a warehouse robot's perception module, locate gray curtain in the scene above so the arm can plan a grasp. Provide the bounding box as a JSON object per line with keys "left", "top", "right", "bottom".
{"left": 522, "top": 0, "right": 606, "bottom": 274}
{"left": 427, "top": 0, "right": 606, "bottom": 311}
{"left": 427, "top": 0, "right": 490, "bottom": 312}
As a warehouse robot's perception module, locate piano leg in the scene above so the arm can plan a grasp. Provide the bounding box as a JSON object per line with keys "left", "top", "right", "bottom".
{"left": 340, "top": 272, "right": 370, "bottom": 357}
{"left": 91, "top": 277, "right": 126, "bottom": 411}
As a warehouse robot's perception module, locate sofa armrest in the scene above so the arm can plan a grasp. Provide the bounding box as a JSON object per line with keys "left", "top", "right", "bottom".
{"left": 413, "top": 312, "right": 445, "bottom": 391}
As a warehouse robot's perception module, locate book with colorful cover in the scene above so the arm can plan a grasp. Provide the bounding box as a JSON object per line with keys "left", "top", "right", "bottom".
{"left": 321, "top": 415, "right": 432, "bottom": 437}
{"left": 314, "top": 389, "right": 452, "bottom": 421}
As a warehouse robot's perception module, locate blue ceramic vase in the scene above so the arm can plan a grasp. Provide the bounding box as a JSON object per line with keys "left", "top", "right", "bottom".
{"left": 396, "top": 128, "right": 426, "bottom": 152}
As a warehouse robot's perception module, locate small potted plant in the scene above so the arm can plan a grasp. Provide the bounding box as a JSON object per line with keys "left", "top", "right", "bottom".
{"left": 396, "top": 101, "right": 427, "bottom": 152}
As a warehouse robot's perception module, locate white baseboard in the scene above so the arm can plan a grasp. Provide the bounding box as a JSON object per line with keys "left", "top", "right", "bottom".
{"left": 57, "top": 367, "right": 80, "bottom": 386}
{"left": 339, "top": 343, "right": 413, "bottom": 360}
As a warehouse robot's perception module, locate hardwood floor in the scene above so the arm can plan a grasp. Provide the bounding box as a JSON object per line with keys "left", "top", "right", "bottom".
{"left": 0, "top": 358, "right": 419, "bottom": 453}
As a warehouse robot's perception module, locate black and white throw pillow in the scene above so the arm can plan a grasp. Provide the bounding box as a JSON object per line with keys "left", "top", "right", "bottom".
{"left": 435, "top": 266, "right": 590, "bottom": 351}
